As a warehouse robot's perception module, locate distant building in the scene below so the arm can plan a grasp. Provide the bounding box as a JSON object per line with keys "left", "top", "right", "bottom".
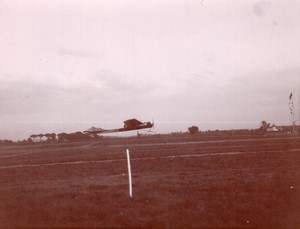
{"left": 267, "top": 126, "right": 279, "bottom": 132}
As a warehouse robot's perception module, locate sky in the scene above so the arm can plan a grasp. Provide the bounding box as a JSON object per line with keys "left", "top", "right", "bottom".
{"left": 0, "top": 0, "right": 300, "bottom": 140}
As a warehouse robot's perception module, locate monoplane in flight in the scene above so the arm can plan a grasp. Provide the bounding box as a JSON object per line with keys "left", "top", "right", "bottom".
{"left": 84, "top": 118, "right": 154, "bottom": 135}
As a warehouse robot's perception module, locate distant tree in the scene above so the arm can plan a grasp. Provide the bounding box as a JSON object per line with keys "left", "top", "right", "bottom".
{"left": 66, "top": 132, "right": 91, "bottom": 141}
{"left": 259, "top": 121, "right": 271, "bottom": 131}
{"left": 28, "top": 135, "right": 35, "bottom": 142}
{"left": 37, "top": 134, "right": 44, "bottom": 142}
{"left": 43, "top": 133, "right": 56, "bottom": 141}
{"left": 188, "top": 126, "right": 199, "bottom": 134}
{"left": 51, "top": 133, "right": 57, "bottom": 141}
{"left": 30, "top": 134, "right": 37, "bottom": 138}
{"left": 0, "top": 139, "right": 13, "bottom": 145}
{"left": 57, "top": 133, "right": 67, "bottom": 141}
{"left": 45, "top": 133, "right": 52, "bottom": 141}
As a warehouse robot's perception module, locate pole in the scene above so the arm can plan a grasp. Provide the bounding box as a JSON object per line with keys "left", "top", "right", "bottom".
{"left": 289, "top": 92, "right": 295, "bottom": 133}
{"left": 126, "top": 149, "right": 133, "bottom": 198}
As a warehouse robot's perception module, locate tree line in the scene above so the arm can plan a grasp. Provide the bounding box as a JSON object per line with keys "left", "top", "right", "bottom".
{"left": 28, "top": 132, "right": 100, "bottom": 142}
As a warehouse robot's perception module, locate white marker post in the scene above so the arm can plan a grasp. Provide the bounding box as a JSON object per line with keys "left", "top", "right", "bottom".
{"left": 126, "top": 149, "right": 133, "bottom": 198}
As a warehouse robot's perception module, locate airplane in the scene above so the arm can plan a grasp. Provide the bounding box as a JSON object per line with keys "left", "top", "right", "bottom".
{"left": 84, "top": 118, "right": 154, "bottom": 135}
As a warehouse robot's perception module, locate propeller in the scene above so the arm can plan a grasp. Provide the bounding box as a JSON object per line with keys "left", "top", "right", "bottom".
{"left": 149, "top": 119, "right": 155, "bottom": 132}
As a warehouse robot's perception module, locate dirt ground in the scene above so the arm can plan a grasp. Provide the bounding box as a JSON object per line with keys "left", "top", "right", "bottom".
{"left": 0, "top": 133, "right": 300, "bottom": 228}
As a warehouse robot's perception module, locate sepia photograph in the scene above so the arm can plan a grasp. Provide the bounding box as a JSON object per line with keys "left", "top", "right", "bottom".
{"left": 0, "top": 0, "right": 299, "bottom": 228}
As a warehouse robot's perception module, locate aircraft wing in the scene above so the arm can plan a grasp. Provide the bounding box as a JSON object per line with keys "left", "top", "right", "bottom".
{"left": 84, "top": 127, "right": 106, "bottom": 133}
{"left": 123, "top": 119, "right": 143, "bottom": 128}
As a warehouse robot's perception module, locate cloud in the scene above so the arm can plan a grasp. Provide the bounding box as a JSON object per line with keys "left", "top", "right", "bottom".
{"left": 253, "top": 0, "right": 271, "bottom": 17}
{"left": 89, "top": 70, "right": 159, "bottom": 99}
{"left": 0, "top": 69, "right": 162, "bottom": 129}
{"left": 57, "top": 48, "right": 100, "bottom": 58}
{"left": 0, "top": 79, "right": 68, "bottom": 115}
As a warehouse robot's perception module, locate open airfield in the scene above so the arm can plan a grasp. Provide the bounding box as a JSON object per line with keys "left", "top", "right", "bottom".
{"left": 0, "top": 133, "right": 300, "bottom": 228}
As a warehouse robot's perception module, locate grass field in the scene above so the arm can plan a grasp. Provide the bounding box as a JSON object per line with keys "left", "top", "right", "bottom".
{"left": 0, "top": 133, "right": 300, "bottom": 228}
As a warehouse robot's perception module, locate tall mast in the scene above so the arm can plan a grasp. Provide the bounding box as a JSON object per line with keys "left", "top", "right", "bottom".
{"left": 289, "top": 92, "right": 295, "bottom": 132}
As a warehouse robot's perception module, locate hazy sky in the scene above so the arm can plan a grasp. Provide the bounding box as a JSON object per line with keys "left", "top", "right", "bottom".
{"left": 0, "top": 0, "right": 299, "bottom": 140}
